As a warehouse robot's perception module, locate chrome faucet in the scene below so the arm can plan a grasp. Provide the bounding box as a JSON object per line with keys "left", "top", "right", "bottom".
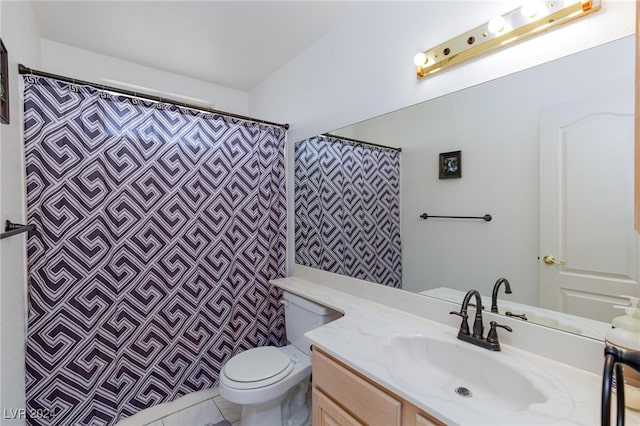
{"left": 450, "top": 289, "right": 512, "bottom": 351}
{"left": 490, "top": 278, "right": 512, "bottom": 313}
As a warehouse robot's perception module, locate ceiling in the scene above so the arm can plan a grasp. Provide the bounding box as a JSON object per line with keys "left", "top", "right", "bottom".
{"left": 31, "top": 1, "right": 367, "bottom": 92}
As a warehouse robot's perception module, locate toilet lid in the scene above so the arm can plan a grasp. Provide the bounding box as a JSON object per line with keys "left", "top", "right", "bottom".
{"left": 223, "top": 346, "right": 292, "bottom": 383}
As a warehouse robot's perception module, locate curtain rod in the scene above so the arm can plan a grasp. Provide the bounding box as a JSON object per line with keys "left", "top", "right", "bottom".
{"left": 18, "top": 64, "right": 290, "bottom": 130}
{"left": 320, "top": 133, "right": 402, "bottom": 152}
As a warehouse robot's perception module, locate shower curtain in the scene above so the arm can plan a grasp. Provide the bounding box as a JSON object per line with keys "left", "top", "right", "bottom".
{"left": 22, "top": 76, "right": 287, "bottom": 425}
{"left": 294, "top": 136, "right": 401, "bottom": 288}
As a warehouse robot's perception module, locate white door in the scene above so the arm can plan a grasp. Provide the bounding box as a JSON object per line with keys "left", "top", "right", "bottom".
{"left": 539, "top": 89, "right": 639, "bottom": 322}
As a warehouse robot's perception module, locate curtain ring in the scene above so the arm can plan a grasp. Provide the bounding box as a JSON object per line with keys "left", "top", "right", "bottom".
{"left": 26, "top": 69, "right": 36, "bottom": 84}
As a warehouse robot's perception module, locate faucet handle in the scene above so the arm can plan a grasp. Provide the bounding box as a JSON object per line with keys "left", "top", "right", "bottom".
{"left": 486, "top": 321, "right": 513, "bottom": 345}
{"left": 505, "top": 311, "right": 528, "bottom": 321}
{"left": 450, "top": 311, "right": 470, "bottom": 336}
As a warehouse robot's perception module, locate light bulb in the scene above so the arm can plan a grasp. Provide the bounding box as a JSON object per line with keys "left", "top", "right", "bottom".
{"left": 488, "top": 15, "right": 506, "bottom": 34}
{"left": 521, "top": 2, "right": 541, "bottom": 18}
{"left": 413, "top": 52, "right": 428, "bottom": 66}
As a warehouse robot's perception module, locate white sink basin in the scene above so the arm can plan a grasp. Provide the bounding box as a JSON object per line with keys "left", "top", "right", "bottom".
{"left": 382, "top": 333, "right": 573, "bottom": 419}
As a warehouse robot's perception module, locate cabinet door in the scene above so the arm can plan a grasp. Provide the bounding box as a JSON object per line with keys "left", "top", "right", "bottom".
{"left": 312, "top": 347, "right": 446, "bottom": 426}
{"left": 312, "top": 348, "right": 401, "bottom": 425}
{"left": 415, "top": 413, "right": 441, "bottom": 426}
{"left": 313, "top": 388, "right": 364, "bottom": 426}
{"left": 402, "top": 400, "right": 447, "bottom": 426}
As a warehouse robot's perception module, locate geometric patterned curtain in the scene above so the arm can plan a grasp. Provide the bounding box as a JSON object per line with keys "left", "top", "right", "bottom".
{"left": 294, "top": 135, "right": 401, "bottom": 288}
{"left": 22, "top": 76, "right": 287, "bottom": 426}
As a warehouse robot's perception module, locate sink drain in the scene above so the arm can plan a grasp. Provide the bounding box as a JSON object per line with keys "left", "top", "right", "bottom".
{"left": 454, "top": 387, "right": 472, "bottom": 398}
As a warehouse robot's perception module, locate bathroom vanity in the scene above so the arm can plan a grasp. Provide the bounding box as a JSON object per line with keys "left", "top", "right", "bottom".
{"left": 312, "top": 347, "right": 443, "bottom": 426}
{"left": 270, "top": 266, "right": 640, "bottom": 425}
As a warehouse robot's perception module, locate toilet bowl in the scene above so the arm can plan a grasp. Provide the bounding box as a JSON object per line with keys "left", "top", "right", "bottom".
{"left": 220, "top": 345, "right": 311, "bottom": 426}
{"left": 218, "top": 292, "right": 340, "bottom": 426}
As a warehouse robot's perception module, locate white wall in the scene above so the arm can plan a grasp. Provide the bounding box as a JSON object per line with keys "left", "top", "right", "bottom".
{"left": 346, "top": 37, "right": 634, "bottom": 304}
{"left": 39, "top": 39, "right": 250, "bottom": 116}
{"left": 248, "top": 0, "right": 636, "bottom": 276}
{"left": 0, "top": 1, "right": 41, "bottom": 423}
{"left": 250, "top": 1, "right": 634, "bottom": 142}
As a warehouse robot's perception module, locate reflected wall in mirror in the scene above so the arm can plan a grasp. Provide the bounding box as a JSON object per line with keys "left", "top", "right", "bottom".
{"left": 294, "top": 36, "right": 639, "bottom": 341}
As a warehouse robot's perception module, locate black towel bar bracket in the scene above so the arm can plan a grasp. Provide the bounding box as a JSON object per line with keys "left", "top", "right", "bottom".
{"left": 0, "top": 220, "right": 36, "bottom": 240}
{"left": 419, "top": 213, "right": 492, "bottom": 222}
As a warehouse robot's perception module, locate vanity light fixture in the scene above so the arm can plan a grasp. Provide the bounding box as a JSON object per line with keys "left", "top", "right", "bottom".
{"left": 414, "top": 0, "right": 601, "bottom": 78}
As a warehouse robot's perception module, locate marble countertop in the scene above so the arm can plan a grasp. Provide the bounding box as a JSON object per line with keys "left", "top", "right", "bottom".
{"left": 270, "top": 276, "right": 639, "bottom": 425}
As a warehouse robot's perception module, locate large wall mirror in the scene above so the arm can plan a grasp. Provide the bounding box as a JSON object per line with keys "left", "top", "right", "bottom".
{"left": 294, "top": 35, "right": 639, "bottom": 341}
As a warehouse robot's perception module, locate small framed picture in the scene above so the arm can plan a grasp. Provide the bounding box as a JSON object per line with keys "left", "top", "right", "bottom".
{"left": 439, "top": 150, "right": 461, "bottom": 179}
{"left": 0, "top": 38, "right": 8, "bottom": 125}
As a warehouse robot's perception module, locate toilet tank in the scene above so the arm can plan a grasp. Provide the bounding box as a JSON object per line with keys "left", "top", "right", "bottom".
{"left": 283, "top": 292, "right": 341, "bottom": 355}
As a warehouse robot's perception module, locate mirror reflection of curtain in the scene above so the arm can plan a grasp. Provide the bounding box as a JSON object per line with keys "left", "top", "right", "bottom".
{"left": 23, "top": 76, "right": 287, "bottom": 425}
{"left": 295, "top": 136, "right": 401, "bottom": 288}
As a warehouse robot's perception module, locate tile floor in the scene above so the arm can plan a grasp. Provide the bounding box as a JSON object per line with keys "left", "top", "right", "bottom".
{"left": 116, "top": 387, "right": 241, "bottom": 426}
{"left": 116, "top": 385, "right": 313, "bottom": 426}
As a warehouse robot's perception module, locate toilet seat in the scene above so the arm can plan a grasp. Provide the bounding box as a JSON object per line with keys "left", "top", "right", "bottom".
{"left": 222, "top": 346, "right": 294, "bottom": 390}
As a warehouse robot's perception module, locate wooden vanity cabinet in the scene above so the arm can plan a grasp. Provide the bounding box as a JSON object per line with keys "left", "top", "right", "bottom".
{"left": 311, "top": 347, "right": 446, "bottom": 426}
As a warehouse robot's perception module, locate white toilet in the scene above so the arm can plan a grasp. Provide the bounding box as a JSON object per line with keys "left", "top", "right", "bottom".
{"left": 219, "top": 291, "right": 340, "bottom": 426}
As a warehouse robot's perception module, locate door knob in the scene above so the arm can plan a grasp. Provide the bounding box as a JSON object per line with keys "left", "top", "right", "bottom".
{"left": 543, "top": 255, "right": 565, "bottom": 265}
